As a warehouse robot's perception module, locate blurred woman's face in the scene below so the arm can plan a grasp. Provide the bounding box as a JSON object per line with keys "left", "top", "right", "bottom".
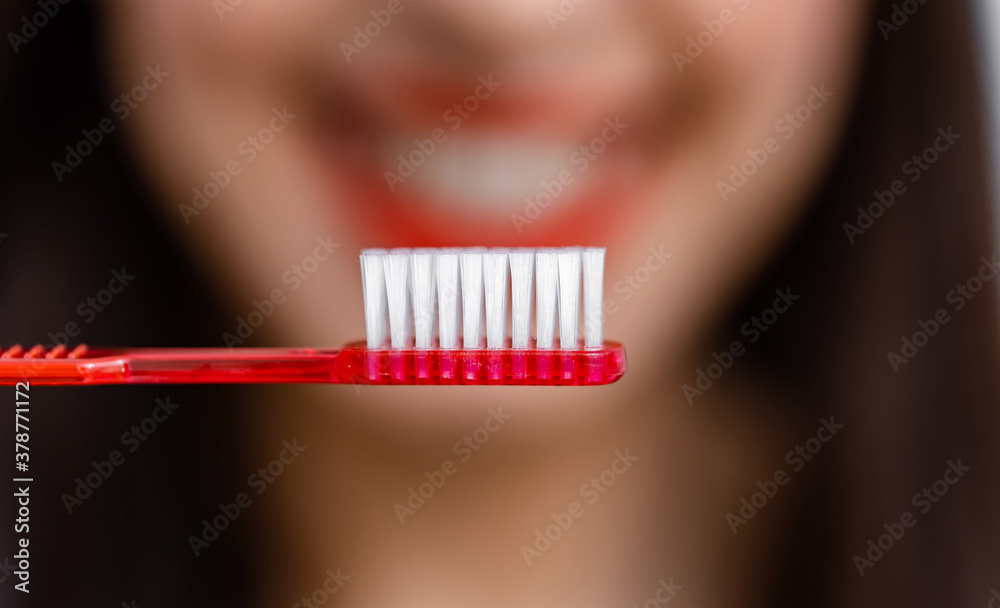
{"left": 102, "top": 0, "right": 866, "bottom": 401}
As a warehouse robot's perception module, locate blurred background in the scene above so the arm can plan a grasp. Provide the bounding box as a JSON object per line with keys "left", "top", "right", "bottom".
{"left": 1, "top": 0, "right": 999, "bottom": 607}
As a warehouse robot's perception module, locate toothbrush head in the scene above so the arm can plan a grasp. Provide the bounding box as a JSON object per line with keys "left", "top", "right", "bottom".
{"left": 356, "top": 246, "right": 626, "bottom": 385}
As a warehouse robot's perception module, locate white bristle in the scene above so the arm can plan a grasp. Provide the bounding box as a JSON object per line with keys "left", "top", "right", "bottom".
{"left": 483, "top": 249, "right": 510, "bottom": 349}
{"left": 363, "top": 245, "right": 606, "bottom": 352}
{"left": 557, "top": 248, "right": 582, "bottom": 349}
{"left": 582, "top": 247, "right": 605, "bottom": 349}
{"left": 384, "top": 249, "right": 413, "bottom": 348}
{"left": 435, "top": 250, "right": 461, "bottom": 350}
{"left": 460, "top": 249, "right": 485, "bottom": 349}
{"left": 535, "top": 249, "right": 559, "bottom": 350}
{"left": 410, "top": 249, "right": 437, "bottom": 349}
{"left": 360, "top": 249, "right": 389, "bottom": 349}
{"left": 509, "top": 249, "right": 535, "bottom": 349}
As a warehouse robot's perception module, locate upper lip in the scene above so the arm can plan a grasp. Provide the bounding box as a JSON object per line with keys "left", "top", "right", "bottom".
{"left": 337, "top": 60, "right": 656, "bottom": 138}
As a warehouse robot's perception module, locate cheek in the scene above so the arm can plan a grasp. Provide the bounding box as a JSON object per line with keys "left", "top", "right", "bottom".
{"left": 713, "top": 0, "right": 867, "bottom": 122}
{"left": 681, "top": 0, "right": 868, "bottom": 212}
{"left": 136, "top": 0, "right": 346, "bottom": 69}
{"left": 742, "top": 0, "right": 866, "bottom": 88}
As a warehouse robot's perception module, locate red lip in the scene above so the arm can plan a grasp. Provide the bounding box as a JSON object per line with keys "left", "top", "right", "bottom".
{"left": 340, "top": 59, "right": 653, "bottom": 135}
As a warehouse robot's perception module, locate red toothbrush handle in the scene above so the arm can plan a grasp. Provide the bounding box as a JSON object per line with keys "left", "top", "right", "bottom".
{"left": 0, "top": 342, "right": 627, "bottom": 386}
{"left": 0, "top": 345, "right": 342, "bottom": 386}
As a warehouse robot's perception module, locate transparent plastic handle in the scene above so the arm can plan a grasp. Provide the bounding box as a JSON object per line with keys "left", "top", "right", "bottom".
{"left": 0, "top": 342, "right": 626, "bottom": 386}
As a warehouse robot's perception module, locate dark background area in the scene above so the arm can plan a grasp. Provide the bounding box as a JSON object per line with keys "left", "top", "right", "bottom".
{"left": 0, "top": 2, "right": 254, "bottom": 605}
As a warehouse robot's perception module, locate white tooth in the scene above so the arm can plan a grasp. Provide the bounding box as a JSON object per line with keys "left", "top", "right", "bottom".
{"left": 384, "top": 249, "right": 413, "bottom": 349}
{"left": 460, "top": 248, "right": 486, "bottom": 349}
{"left": 582, "top": 247, "right": 605, "bottom": 349}
{"left": 398, "top": 136, "right": 581, "bottom": 210}
{"left": 411, "top": 249, "right": 437, "bottom": 349}
{"left": 509, "top": 249, "right": 535, "bottom": 349}
{"left": 483, "top": 249, "right": 510, "bottom": 349}
{"left": 535, "top": 249, "right": 559, "bottom": 350}
{"left": 361, "top": 249, "right": 389, "bottom": 349}
{"left": 436, "top": 250, "right": 462, "bottom": 349}
{"left": 557, "top": 247, "right": 582, "bottom": 349}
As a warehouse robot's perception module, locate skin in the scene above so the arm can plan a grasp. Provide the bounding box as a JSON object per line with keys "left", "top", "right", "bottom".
{"left": 100, "top": 0, "right": 869, "bottom": 605}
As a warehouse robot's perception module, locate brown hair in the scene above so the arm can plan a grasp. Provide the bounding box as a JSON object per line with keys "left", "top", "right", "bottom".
{"left": 729, "top": 0, "right": 1000, "bottom": 604}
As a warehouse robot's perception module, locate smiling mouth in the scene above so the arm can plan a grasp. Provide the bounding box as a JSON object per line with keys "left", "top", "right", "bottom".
{"left": 313, "top": 66, "right": 668, "bottom": 247}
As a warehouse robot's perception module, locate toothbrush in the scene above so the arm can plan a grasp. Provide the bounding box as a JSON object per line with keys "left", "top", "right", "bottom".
{"left": 0, "top": 247, "right": 626, "bottom": 386}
